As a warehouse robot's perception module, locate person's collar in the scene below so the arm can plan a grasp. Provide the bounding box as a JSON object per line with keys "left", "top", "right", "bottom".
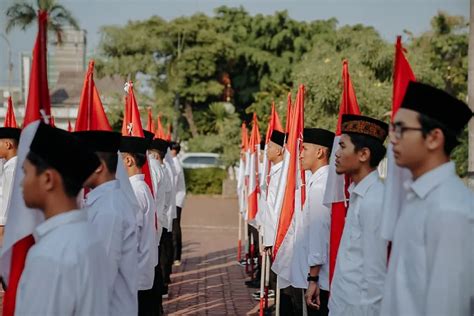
{"left": 129, "top": 174, "right": 145, "bottom": 181}
{"left": 85, "top": 179, "right": 119, "bottom": 206}
{"left": 4, "top": 155, "right": 17, "bottom": 169}
{"left": 309, "top": 164, "right": 329, "bottom": 185}
{"left": 351, "top": 170, "right": 379, "bottom": 198}
{"left": 270, "top": 160, "right": 283, "bottom": 174}
{"left": 33, "top": 210, "right": 86, "bottom": 242}
{"left": 409, "top": 162, "right": 455, "bottom": 199}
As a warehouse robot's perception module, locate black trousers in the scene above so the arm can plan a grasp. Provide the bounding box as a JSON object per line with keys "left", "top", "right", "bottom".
{"left": 280, "top": 286, "right": 304, "bottom": 315}
{"left": 306, "top": 289, "right": 329, "bottom": 316}
{"left": 159, "top": 229, "right": 174, "bottom": 292}
{"left": 138, "top": 288, "right": 155, "bottom": 316}
{"left": 172, "top": 207, "right": 182, "bottom": 261}
{"left": 151, "top": 257, "right": 163, "bottom": 316}
{"left": 247, "top": 224, "right": 260, "bottom": 256}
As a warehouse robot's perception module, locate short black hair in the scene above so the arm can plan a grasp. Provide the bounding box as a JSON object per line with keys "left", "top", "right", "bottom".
{"left": 418, "top": 113, "right": 459, "bottom": 156}
{"left": 26, "top": 151, "right": 82, "bottom": 197}
{"left": 170, "top": 142, "right": 181, "bottom": 154}
{"left": 96, "top": 151, "right": 118, "bottom": 174}
{"left": 129, "top": 153, "right": 147, "bottom": 168}
{"left": 348, "top": 134, "right": 386, "bottom": 168}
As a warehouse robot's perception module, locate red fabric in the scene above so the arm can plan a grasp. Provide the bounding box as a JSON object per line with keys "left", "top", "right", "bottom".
{"left": 23, "top": 11, "right": 51, "bottom": 127}
{"left": 247, "top": 113, "right": 260, "bottom": 220}
{"left": 285, "top": 92, "right": 292, "bottom": 133}
{"left": 240, "top": 122, "right": 248, "bottom": 152}
{"left": 392, "top": 36, "right": 416, "bottom": 121}
{"left": 165, "top": 124, "right": 172, "bottom": 141}
{"left": 145, "top": 108, "right": 155, "bottom": 133}
{"left": 75, "top": 60, "right": 112, "bottom": 131}
{"left": 121, "top": 82, "right": 153, "bottom": 195}
{"left": 154, "top": 115, "right": 165, "bottom": 139}
{"left": 4, "top": 97, "right": 17, "bottom": 128}
{"left": 273, "top": 85, "right": 305, "bottom": 259}
{"left": 67, "top": 119, "right": 72, "bottom": 132}
{"left": 3, "top": 235, "right": 35, "bottom": 316}
{"left": 50, "top": 115, "right": 55, "bottom": 127}
{"left": 329, "top": 60, "right": 361, "bottom": 285}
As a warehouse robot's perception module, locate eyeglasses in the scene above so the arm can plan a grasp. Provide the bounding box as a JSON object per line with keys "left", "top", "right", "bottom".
{"left": 389, "top": 123, "right": 423, "bottom": 140}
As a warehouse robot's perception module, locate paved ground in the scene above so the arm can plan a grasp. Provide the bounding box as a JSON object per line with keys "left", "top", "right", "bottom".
{"left": 164, "top": 195, "right": 260, "bottom": 315}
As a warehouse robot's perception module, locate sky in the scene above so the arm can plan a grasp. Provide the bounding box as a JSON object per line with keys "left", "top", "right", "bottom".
{"left": 0, "top": 0, "right": 469, "bottom": 87}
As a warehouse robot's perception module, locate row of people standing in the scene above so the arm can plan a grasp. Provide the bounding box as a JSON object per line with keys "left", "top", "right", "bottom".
{"left": 0, "top": 123, "right": 186, "bottom": 316}
{"left": 242, "top": 81, "right": 473, "bottom": 316}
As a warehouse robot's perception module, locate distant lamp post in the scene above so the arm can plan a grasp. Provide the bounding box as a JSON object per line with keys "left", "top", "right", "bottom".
{"left": 0, "top": 33, "right": 13, "bottom": 95}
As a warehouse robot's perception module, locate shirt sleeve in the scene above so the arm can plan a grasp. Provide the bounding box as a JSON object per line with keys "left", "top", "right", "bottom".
{"left": 425, "top": 211, "right": 472, "bottom": 315}
{"left": 307, "top": 182, "right": 331, "bottom": 267}
{"left": 360, "top": 191, "right": 387, "bottom": 300}
{"left": 0, "top": 167, "right": 15, "bottom": 225}
{"left": 263, "top": 180, "right": 278, "bottom": 247}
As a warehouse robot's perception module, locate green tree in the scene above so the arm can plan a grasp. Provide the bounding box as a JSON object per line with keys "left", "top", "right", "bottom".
{"left": 6, "top": 0, "right": 79, "bottom": 43}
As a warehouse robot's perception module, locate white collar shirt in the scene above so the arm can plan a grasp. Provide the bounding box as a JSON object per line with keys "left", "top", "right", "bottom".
{"left": 16, "top": 210, "right": 110, "bottom": 316}
{"left": 0, "top": 156, "right": 17, "bottom": 225}
{"left": 129, "top": 174, "right": 158, "bottom": 290}
{"left": 262, "top": 160, "right": 283, "bottom": 247}
{"left": 381, "top": 162, "right": 474, "bottom": 316}
{"left": 85, "top": 179, "right": 139, "bottom": 315}
{"left": 329, "top": 171, "right": 387, "bottom": 316}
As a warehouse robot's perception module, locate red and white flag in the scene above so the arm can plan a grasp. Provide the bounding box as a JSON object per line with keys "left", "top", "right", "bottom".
{"left": 237, "top": 123, "right": 249, "bottom": 215}
{"left": 154, "top": 114, "right": 165, "bottom": 140}
{"left": 4, "top": 97, "right": 17, "bottom": 128}
{"left": 323, "top": 60, "right": 361, "bottom": 285}
{"left": 260, "top": 102, "right": 283, "bottom": 190}
{"left": 271, "top": 85, "right": 305, "bottom": 284}
{"left": 75, "top": 60, "right": 112, "bottom": 132}
{"left": 381, "top": 36, "right": 416, "bottom": 241}
{"left": 247, "top": 113, "right": 261, "bottom": 225}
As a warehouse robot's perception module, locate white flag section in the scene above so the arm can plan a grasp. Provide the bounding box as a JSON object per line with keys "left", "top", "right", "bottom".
{"left": 247, "top": 144, "right": 259, "bottom": 227}
{"left": 380, "top": 144, "right": 411, "bottom": 241}
{"left": 259, "top": 144, "right": 269, "bottom": 192}
{"left": 0, "top": 121, "right": 43, "bottom": 283}
{"left": 323, "top": 135, "right": 347, "bottom": 207}
{"left": 237, "top": 157, "right": 247, "bottom": 216}
{"left": 271, "top": 139, "right": 307, "bottom": 289}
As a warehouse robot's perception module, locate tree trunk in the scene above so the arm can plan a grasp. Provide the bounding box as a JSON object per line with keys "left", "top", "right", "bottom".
{"left": 183, "top": 101, "right": 198, "bottom": 138}
{"left": 468, "top": 0, "right": 474, "bottom": 189}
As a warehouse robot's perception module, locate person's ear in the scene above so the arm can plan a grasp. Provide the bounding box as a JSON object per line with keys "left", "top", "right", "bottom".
{"left": 5, "top": 140, "right": 13, "bottom": 150}
{"left": 41, "top": 169, "right": 55, "bottom": 192}
{"left": 425, "top": 128, "right": 445, "bottom": 152}
{"left": 357, "top": 147, "right": 371, "bottom": 164}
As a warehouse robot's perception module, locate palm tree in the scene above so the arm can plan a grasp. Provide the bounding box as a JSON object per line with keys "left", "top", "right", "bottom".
{"left": 5, "top": 0, "right": 79, "bottom": 43}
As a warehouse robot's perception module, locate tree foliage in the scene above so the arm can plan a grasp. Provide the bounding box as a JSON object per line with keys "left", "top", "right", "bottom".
{"left": 96, "top": 9, "right": 468, "bottom": 173}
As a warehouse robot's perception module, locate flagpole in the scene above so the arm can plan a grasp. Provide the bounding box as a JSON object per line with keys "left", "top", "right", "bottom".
{"left": 275, "top": 279, "right": 280, "bottom": 316}
{"left": 259, "top": 250, "right": 267, "bottom": 316}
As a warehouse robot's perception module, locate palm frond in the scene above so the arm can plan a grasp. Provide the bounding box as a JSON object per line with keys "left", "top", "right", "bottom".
{"left": 48, "top": 20, "right": 63, "bottom": 44}
{"left": 49, "top": 4, "right": 80, "bottom": 30}
{"left": 5, "top": 3, "right": 37, "bottom": 33}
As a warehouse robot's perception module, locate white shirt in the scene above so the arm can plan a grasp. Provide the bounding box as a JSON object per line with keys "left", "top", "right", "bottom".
{"left": 173, "top": 156, "right": 186, "bottom": 208}
{"left": 85, "top": 179, "right": 138, "bottom": 316}
{"left": 329, "top": 171, "right": 387, "bottom": 316}
{"left": 0, "top": 156, "right": 17, "bottom": 225}
{"left": 263, "top": 161, "right": 283, "bottom": 247}
{"left": 381, "top": 162, "right": 474, "bottom": 316}
{"left": 163, "top": 160, "right": 177, "bottom": 231}
{"left": 16, "top": 210, "right": 109, "bottom": 316}
{"left": 129, "top": 174, "right": 157, "bottom": 290}
{"left": 149, "top": 158, "right": 168, "bottom": 240}
{"left": 305, "top": 165, "right": 331, "bottom": 291}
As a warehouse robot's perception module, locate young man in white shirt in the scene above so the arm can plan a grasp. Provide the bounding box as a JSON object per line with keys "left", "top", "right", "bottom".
{"left": 120, "top": 135, "right": 158, "bottom": 316}
{"left": 381, "top": 81, "right": 474, "bottom": 316}
{"left": 75, "top": 130, "right": 139, "bottom": 316}
{"left": 300, "top": 128, "right": 335, "bottom": 316}
{"left": 0, "top": 127, "right": 20, "bottom": 245}
{"left": 17, "top": 122, "right": 109, "bottom": 315}
{"left": 170, "top": 141, "right": 186, "bottom": 266}
{"left": 329, "top": 115, "right": 388, "bottom": 316}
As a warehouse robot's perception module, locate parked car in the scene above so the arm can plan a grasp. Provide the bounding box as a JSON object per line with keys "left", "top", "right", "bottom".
{"left": 180, "top": 152, "right": 224, "bottom": 169}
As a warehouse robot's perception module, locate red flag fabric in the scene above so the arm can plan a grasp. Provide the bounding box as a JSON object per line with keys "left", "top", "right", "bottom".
{"left": 325, "top": 60, "right": 361, "bottom": 285}
{"left": 4, "top": 97, "right": 17, "bottom": 128}
{"left": 67, "top": 119, "right": 73, "bottom": 132}
{"left": 260, "top": 102, "right": 283, "bottom": 190}
{"left": 121, "top": 82, "right": 153, "bottom": 194}
{"left": 241, "top": 122, "right": 249, "bottom": 152}
{"left": 75, "top": 60, "right": 112, "bottom": 131}
{"left": 391, "top": 36, "right": 416, "bottom": 120}
{"left": 23, "top": 10, "right": 51, "bottom": 127}
{"left": 154, "top": 114, "right": 165, "bottom": 139}
{"left": 50, "top": 115, "right": 55, "bottom": 127}
{"left": 165, "top": 124, "right": 172, "bottom": 141}
{"left": 381, "top": 37, "right": 416, "bottom": 242}
{"left": 247, "top": 113, "right": 260, "bottom": 222}
{"left": 145, "top": 108, "right": 155, "bottom": 133}
{"left": 273, "top": 85, "right": 305, "bottom": 259}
